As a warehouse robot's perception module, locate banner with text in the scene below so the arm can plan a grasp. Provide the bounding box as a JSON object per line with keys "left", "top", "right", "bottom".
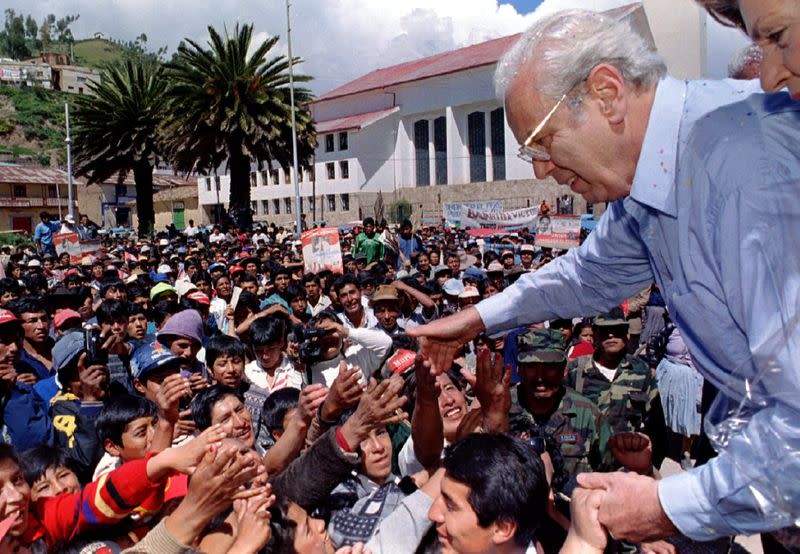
{"left": 443, "top": 201, "right": 502, "bottom": 227}
{"left": 461, "top": 206, "right": 540, "bottom": 229}
{"left": 534, "top": 214, "right": 581, "bottom": 249}
{"left": 302, "top": 228, "right": 343, "bottom": 274}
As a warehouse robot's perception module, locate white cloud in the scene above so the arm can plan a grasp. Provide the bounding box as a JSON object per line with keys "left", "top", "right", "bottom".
{"left": 7, "top": 0, "right": 751, "bottom": 93}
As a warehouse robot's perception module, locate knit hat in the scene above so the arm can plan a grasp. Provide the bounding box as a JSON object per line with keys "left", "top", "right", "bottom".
{"left": 157, "top": 309, "right": 203, "bottom": 345}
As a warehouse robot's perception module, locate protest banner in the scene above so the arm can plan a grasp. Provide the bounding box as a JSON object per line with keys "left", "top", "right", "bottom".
{"left": 302, "top": 227, "right": 343, "bottom": 274}
{"left": 462, "top": 206, "right": 539, "bottom": 228}
{"left": 443, "top": 201, "right": 502, "bottom": 227}
{"left": 534, "top": 214, "right": 582, "bottom": 249}
{"left": 55, "top": 233, "right": 102, "bottom": 263}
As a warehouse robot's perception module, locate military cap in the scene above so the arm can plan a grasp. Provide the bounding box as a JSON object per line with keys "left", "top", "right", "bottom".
{"left": 516, "top": 328, "right": 568, "bottom": 363}
{"left": 592, "top": 309, "right": 628, "bottom": 328}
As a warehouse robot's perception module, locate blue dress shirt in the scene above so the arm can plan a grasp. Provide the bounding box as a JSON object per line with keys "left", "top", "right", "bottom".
{"left": 477, "top": 76, "right": 800, "bottom": 539}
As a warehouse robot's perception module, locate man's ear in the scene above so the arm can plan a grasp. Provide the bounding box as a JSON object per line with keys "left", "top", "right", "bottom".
{"left": 585, "top": 63, "right": 628, "bottom": 125}
{"left": 103, "top": 438, "right": 122, "bottom": 457}
{"left": 133, "top": 379, "right": 146, "bottom": 396}
{"left": 491, "top": 519, "right": 518, "bottom": 546}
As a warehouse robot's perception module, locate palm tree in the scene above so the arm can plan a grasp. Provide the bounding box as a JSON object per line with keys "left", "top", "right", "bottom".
{"left": 162, "top": 23, "right": 316, "bottom": 227}
{"left": 72, "top": 59, "right": 168, "bottom": 237}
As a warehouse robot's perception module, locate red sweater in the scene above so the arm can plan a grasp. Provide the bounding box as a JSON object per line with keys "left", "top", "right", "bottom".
{"left": 23, "top": 455, "right": 164, "bottom": 549}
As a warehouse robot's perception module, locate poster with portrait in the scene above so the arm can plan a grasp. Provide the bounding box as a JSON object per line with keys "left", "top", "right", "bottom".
{"left": 302, "top": 228, "right": 343, "bottom": 274}
{"left": 54, "top": 232, "right": 82, "bottom": 262}
{"left": 534, "top": 215, "right": 581, "bottom": 249}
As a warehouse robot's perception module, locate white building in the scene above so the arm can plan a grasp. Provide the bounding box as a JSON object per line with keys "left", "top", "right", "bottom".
{"left": 197, "top": 0, "right": 708, "bottom": 227}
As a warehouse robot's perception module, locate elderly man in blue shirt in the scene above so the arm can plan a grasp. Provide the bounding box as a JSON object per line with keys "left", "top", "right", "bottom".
{"left": 410, "top": 8, "right": 799, "bottom": 545}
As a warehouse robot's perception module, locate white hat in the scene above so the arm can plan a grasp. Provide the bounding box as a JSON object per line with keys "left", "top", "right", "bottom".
{"left": 28, "top": 259, "right": 42, "bottom": 268}
{"left": 159, "top": 238, "right": 169, "bottom": 247}
{"left": 140, "top": 245, "right": 151, "bottom": 253}
{"left": 64, "top": 214, "right": 75, "bottom": 224}
{"left": 487, "top": 262, "right": 504, "bottom": 273}
{"left": 520, "top": 244, "right": 535, "bottom": 253}
{"left": 157, "top": 264, "right": 174, "bottom": 274}
{"left": 175, "top": 279, "right": 198, "bottom": 298}
{"left": 458, "top": 285, "right": 479, "bottom": 299}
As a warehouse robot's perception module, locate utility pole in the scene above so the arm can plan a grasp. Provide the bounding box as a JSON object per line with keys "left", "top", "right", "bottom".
{"left": 64, "top": 103, "right": 74, "bottom": 220}
{"left": 286, "top": 0, "right": 303, "bottom": 239}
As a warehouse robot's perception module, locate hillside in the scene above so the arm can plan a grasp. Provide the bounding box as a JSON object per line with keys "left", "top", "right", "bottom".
{"left": 0, "top": 86, "right": 72, "bottom": 167}
{"left": 34, "top": 38, "right": 128, "bottom": 70}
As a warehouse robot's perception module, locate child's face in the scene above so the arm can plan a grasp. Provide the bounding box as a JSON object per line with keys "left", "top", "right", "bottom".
{"left": 30, "top": 465, "right": 80, "bottom": 502}
{"left": 290, "top": 297, "right": 308, "bottom": 314}
{"left": 211, "top": 353, "right": 245, "bottom": 388}
{"left": 115, "top": 416, "right": 156, "bottom": 461}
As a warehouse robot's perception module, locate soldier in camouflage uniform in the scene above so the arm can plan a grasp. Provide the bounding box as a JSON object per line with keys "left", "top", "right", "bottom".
{"left": 509, "top": 327, "right": 614, "bottom": 482}
{"left": 565, "top": 309, "right": 658, "bottom": 435}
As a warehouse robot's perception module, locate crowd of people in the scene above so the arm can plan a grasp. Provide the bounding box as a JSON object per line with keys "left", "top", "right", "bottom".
{"left": 0, "top": 0, "right": 799, "bottom": 552}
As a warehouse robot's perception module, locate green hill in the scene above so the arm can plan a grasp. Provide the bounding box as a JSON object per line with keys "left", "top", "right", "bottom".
{"left": 0, "top": 85, "right": 72, "bottom": 167}
{"left": 38, "top": 38, "right": 127, "bottom": 70}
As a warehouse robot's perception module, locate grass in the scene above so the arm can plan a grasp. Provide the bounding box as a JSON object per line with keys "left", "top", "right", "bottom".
{"left": 72, "top": 39, "right": 128, "bottom": 69}
{"left": 0, "top": 85, "right": 71, "bottom": 165}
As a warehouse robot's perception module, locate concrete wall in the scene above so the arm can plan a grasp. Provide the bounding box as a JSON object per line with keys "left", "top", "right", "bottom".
{"left": 643, "top": 0, "right": 707, "bottom": 79}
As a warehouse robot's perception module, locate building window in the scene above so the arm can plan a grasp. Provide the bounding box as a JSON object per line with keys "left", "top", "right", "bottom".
{"left": 214, "top": 176, "right": 221, "bottom": 191}
{"left": 273, "top": 199, "right": 281, "bottom": 214}
{"left": 298, "top": 168, "right": 304, "bottom": 183}
{"left": 285, "top": 197, "right": 292, "bottom": 214}
{"left": 205, "top": 177, "right": 211, "bottom": 191}
{"left": 434, "top": 116, "right": 447, "bottom": 185}
{"left": 414, "top": 119, "right": 430, "bottom": 187}
{"left": 115, "top": 184, "right": 127, "bottom": 197}
{"left": 309, "top": 165, "right": 315, "bottom": 182}
{"left": 262, "top": 200, "right": 269, "bottom": 214}
{"left": 325, "top": 134, "right": 334, "bottom": 153}
{"left": 326, "top": 162, "right": 335, "bottom": 180}
{"left": 13, "top": 184, "right": 25, "bottom": 197}
{"left": 251, "top": 201, "right": 257, "bottom": 214}
{"left": 490, "top": 108, "right": 506, "bottom": 181}
{"left": 467, "top": 111, "right": 486, "bottom": 183}
{"left": 557, "top": 194, "right": 574, "bottom": 215}
{"left": 327, "top": 194, "right": 336, "bottom": 212}
{"left": 339, "top": 160, "right": 349, "bottom": 179}
{"left": 250, "top": 173, "right": 257, "bottom": 188}
{"left": 339, "top": 132, "right": 348, "bottom": 150}
{"left": 261, "top": 170, "right": 269, "bottom": 185}
{"left": 271, "top": 169, "right": 279, "bottom": 185}
{"left": 47, "top": 185, "right": 57, "bottom": 198}
{"left": 340, "top": 193, "right": 350, "bottom": 211}
{"left": 77, "top": 76, "right": 87, "bottom": 83}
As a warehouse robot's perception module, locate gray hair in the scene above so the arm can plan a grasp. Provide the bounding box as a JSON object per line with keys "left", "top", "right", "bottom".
{"left": 495, "top": 9, "right": 667, "bottom": 100}
{"left": 728, "top": 43, "right": 763, "bottom": 80}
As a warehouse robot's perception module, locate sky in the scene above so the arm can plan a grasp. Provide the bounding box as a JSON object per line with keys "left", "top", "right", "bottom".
{"left": 9, "top": 0, "right": 749, "bottom": 94}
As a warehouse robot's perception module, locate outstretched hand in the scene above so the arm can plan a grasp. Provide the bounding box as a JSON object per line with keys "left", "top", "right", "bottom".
{"left": 609, "top": 431, "right": 653, "bottom": 475}
{"left": 406, "top": 307, "right": 485, "bottom": 375}
{"left": 561, "top": 487, "right": 607, "bottom": 553}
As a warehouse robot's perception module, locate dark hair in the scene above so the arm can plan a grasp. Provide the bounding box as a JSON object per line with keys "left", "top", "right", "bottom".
{"left": 249, "top": 313, "right": 290, "bottom": 349}
{"left": 285, "top": 285, "right": 306, "bottom": 302}
{"left": 302, "top": 273, "right": 320, "bottom": 286}
{"left": 239, "top": 272, "right": 258, "bottom": 286}
{"left": 19, "top": 445, "right": 73, "bottom": 486}
{"left": 100, "top": 279, "right": 126, "bottom": 298}
{"left": 233, "top": 291, "right": 261, "bottom": 320}
{"left": 126, "top": 285, "right": 149, "bottom": 301}
{"left": 263, "top": 497, "right": 298, "bottom": 554}
{"left": 0, "top": 278, "right": 22, "bottom": 299}
{"left": 95, "top": 394, "right": 158, "bottom": 446}
{"left": 272, "top": 266, "right": 291, "bottom": 280}
{"left": 260, "top": 387, "right": 299, "bottom": 434}
{"left": 7, "top": 297, "right": 47, "bottom": 318}
{"left": 206, "top": 335, "right": 248, "bottom": 368}
{"left": 332, "top": 274, "right": 359, "bottom": 295}
{"left": 362, "top": 217, "right": 375, "bottom": 227}
{"left": 190, "top": 384, "right": 243, "bottom": 431}
{"left": 443, "top": 434, "right": 548, "bottom": 548}
{"left": 127, "top": 302, "right": 148, "bottom": 319}
{"left": 95, "top": 299, "right": 129, "bottom": 325}
{"left": 191, "top": 270, "right": 212, "bottom": 286}
{"left": 696, "top": 0, "right": 745, "bottom": 30}
{"left": 179, "top": 294, "right": 209, "bottom": 314}
{"left": 153, "top": 300, "right": 184, "bottom": 328}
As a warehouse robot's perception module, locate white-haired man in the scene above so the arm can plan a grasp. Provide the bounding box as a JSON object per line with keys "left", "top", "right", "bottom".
{"left": 410, "top": 8, "right": 800, "bottom": 544}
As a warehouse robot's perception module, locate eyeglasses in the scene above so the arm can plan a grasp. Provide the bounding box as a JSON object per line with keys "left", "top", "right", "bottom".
{"left": 517, "top": 92, "right": 568, "bottom": 164}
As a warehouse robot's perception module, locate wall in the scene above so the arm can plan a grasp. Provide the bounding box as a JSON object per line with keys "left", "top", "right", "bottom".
{"left": 643, "top": 0, "right": 706, "bottom": 79}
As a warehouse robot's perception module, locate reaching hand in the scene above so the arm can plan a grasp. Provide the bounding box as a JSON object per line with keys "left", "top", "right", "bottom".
{"left": 321, "top": 362, "right": 364, "bottom": 421}
{"left": 341, "top": 376, "right": 407, "bottom": 447}
{"left": 406, "top": 307, "right": 485, "bottom": 375}
{"left": 15, "top": 373, "right": 37, "bottom": 386}
{"left": 335, "top": 544, "right": 372, "bottom": 554}
{"left": 563, "top": 487, "right": 607, "bottom": 553}
{"left": 156, "top": 374, "right": 192, "bottom": 424}
{"left": 575, "top": 472, "right": 677, "bottom": 543}
{"left": 474, "top": 351, "right": 511, "bottom": 433}
{"left": 230, "top": 484, "right": 275, "bottom": 554}
{"left": 77, "top": 353, "right": 109, "bottom": 402}
{"left": 609, "top": 432, "right": 653, "bottom": 475}
{"left": 297, "top": 384, "right": 329, "bottom": 424}
{"left": 414, "top": 354, "right": 437, "bottom": 401}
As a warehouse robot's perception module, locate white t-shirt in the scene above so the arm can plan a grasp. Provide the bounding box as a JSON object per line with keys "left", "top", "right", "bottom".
{"left": 244, "top": 355, "right": 305, "bottom": 394}
{"left": 309, "top": 327, "right": 392, "bottom": 386}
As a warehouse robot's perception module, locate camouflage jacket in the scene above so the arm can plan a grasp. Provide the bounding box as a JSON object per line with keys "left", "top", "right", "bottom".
{"left": 565, "top": 354, "right": 657, "bottom": 434}
{"left": 509, "top": 386, "right": 613, "bottom": 479}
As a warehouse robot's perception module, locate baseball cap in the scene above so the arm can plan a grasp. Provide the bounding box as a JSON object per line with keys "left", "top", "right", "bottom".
{"left": 53, "top": 332, "right": 86, "bottom": 373}
{"left": 486, "top": 262, "right": 504, "bottom": 273}
{"left": 593, "top": 308, "right": 628, "bottom": 328}
{"left": 131, "top": 342, "right": 184, "bottom": 381}
{"left": 516, "top": 328, "right": 568, "bottom": 364}
{"left": 186, "top": 290, "right": 210, "bottom": 305}
{"left": 442, "top": 278, "right": 465, "bottom": 296}
{"left": 520, "top": 244, "right": 535, "bottom": 253}
{"left": 159, "top": 238, "right": 169, "bottom": 247}
{"left": 370, "top": 285, "right": 399, "bottom": 306}
{"left": 0, "top": 309, "right": 18, "bottom": 326}
{"left": 54, "top": 309, "right": 82, "bottom": 330}
{"left": 462, "top": 267, "right": 486, "bottom": 282}
{"left": 28, "top": 259, "right": 42, "bottom": 268}
{"left": 150, "top": 282, "right": 178, "bottom": 301}
{"left": 458, "top": 286, "right": 479, "bottom": 299}
{"left": 157, "top": 264, "right": 174, "bottom": 274}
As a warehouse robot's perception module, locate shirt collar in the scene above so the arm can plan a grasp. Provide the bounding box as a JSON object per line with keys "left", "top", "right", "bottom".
{"left": 629, "top": 76, "right": 687, "bottom": 217}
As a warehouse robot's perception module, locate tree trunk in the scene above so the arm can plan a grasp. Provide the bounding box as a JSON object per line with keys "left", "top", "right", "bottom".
{"left": 228, "top": 144, "right": 252, "bottom": 229}
{"left": 133, "top": 159, "right": 154, "bottom": 237}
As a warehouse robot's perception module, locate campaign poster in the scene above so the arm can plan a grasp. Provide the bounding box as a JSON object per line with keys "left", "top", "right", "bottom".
{"left": 54, "top": 233, "right": 82, "bottom": 263}
{"left": 534, "top": 214, "right": 582, "bottom": 249}
{"left": 302, "top": 228, "right": 343, "bottom": 274}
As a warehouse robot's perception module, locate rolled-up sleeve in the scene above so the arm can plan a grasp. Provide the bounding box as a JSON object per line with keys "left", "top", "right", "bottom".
{"left": 476, "top": 201, "right": 654, "bottom": 334}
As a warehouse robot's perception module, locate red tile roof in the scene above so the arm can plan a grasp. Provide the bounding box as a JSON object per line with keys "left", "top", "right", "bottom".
{"left": 314, "top": 34, "right": 521, "bottom": 103}
{"left": 315, "top": 106, "right": 400, "bottom": 134}
{"left": 314, "top": 3, "right": 644, "bottom": 104}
